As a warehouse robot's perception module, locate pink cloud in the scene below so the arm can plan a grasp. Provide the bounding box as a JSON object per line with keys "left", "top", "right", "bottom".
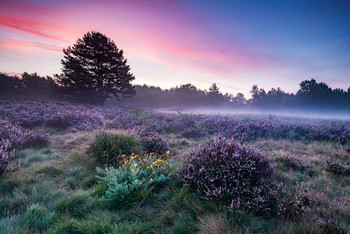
{"left": 0, "top": 38, "right": 63, "bottom": 53}
{"left": 0, "top": 0, "right": 278, "bottom": 87}
{"left": 0, "top": 14, "right": 66, "bottom": 41}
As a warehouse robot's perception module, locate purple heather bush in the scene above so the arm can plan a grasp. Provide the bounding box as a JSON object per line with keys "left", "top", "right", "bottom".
{"left": 179, "top": 137, "right": 276, "bottom": 214}
{"left": 0, "top": 101, "right": 105, "bottom": 131}
{"left": 276, "top": 182, "right": 314, "bottom": 220}
{"left": 279, "top": 156, "right": 307, "bottom": 172}
{"left": 109, "top": 107, "right": 154, "bottom": 130}
{"left": 46, "top": 111, "right": 104, "bottom": 130}
{"left": 315, "top": 217, "right": 345, "bottom": 233}
{"left": 2, "top": 101, "right": 350, "bottom": 143}
{"left": 0, "top": 140, "right": 19, "bottom": 176}
{"left": 345, "top": 145, "right": 350, "bottom": 154}
{"left": 325, "top": 157, "right": 350, "bottom": 176}
{"left": 95, "top": 105, "right": 350, "bottom": 143}
{"left": 127, "top": 127, "right": 169, "bottom": 155}
{"left": 0, "top": 119, "right": 49, "bottom": 148}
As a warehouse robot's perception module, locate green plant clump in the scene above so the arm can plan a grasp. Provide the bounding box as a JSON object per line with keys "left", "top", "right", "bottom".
{"left": 89, "top": 132, "right": 141, "bottom": 166}
{"left": 96, "top": 155, "right": 171, "bottom": 201}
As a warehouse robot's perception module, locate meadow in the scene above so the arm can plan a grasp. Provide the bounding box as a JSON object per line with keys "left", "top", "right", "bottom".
{"left": 1, "top": 101, "right": 349, "bottom": 233}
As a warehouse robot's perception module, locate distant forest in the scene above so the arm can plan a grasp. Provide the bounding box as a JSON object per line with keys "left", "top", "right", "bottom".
{"left": 1, "top": 72, "right": 350, "bottom": 111}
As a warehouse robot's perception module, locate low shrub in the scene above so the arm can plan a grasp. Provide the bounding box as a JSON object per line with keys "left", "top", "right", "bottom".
{"left": 0, "top": 119, "right": 49, "bottom": 148}
{"left": 181, "top": 127, "right": 205, "bottom": 139}
{"left": 276, "top": 182, "right": 313, "bottom": 221}
{"left": 315, "top": 217, "right": 346, "bottom": 233}
{"left": 279, "top": 156, "right": 306, "bottom": 172}
{"left": 0, "top": 140, "right": 18, "bottom": 176}
{"left": 46, "top": 112, "right": 105, "bottom": 131}
{"left": 345, "top": 145, "right": 350, "bottom": 154}
{"left": 96, "top": 154, "right": 171, "bottom": 201}
{"left": 89, "top": 132, "right": 141, "bottom": 167}
{"left": 0, "top": 101, "right": 105, "bottom": 131}
{"left": 326, "top": 158, "right": 350, "bottom": 176}
{"left": 179, "top": 137, "right": 275, "bottom": 214}
{"left": 128, "top": 127, "right": 169, "bottom": 155}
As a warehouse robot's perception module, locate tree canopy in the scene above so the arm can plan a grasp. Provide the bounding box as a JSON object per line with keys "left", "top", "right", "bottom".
{"left": 56, "top": 31, "right": 135, "bottom": 104}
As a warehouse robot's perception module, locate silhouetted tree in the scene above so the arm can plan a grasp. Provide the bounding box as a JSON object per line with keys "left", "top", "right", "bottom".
{"left": 0, "top": 73, "right": 21, "bottom": 97}
{"left": 170, "top": 84, "right": 206, "bottom": 107}
{"left": 207, "top": 83, "right": 224, "bottom": 105}
{"left": 223, "top": 92, "right": 234, "bottom": 103}
{"left": 21, "top": 72, "right": 56, "bottom": 98}
{"left": 265, "top": 87, "right": 287, "bottom": 109}
{"left": 250, "top": 85, "right": 267, "bottom": 107}
{"left": 56, "top": 31, "right": 135, "bottom": 105}
{"left": 232, "top": 92, "right": 246, "bottom": 106}
{"left": 297, "top": 78, "right": 332, "bottom": 108}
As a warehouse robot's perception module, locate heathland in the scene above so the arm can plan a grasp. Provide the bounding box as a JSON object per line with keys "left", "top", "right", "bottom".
{"left": 1, "top": 101, "right": 350, "bottom": 233}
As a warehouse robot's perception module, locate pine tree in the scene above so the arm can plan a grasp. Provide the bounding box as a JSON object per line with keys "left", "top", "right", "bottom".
{"left": 57, "top": 31, "right": 135, "bottom": 104}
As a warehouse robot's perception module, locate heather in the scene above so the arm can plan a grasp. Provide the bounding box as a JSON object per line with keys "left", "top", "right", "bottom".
{"left": 0, "top": 101, "right": 349, "bottom": 233}
{"left": 2, "top": 101, "right": 350, "bottom": 144}
{"left": 108, "top": 107, "right": 350, "bottom": 143}
{"left": 0, "top": 140, "right": 18, "bottom": 176}
{"left": 178, "top": 137, "right": 314, "bottom": 217}
{"left": 0, "top": 101, "right": 105, "bottom": 130}
{"left": 0, "top": 119, "right": 49, "bottom": 148}
{"left": 180, "top": 137, "right": 275, "bottom": 212}
{"left": 127, "top": 126, "right": 169, "bottom": 155}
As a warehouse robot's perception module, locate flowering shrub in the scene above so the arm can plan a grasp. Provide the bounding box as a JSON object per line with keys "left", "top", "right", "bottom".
{"left": 109, "top": 108, "right": 154, "bottom": 130}
{"left": 181, "top": 126, "right": 205, "bottom": 138}
{"left": 179, "top": 137, "right": 276, "bottom": 213}
{"left": 315, "top": 217, "right": 345, "bottom": 233}
{"left": 279, "top": 156, "right": 306, "bottom": 172}
{"left": 106, "top": 107, "right": 350, "bottom": 143}
{"left": 0, "top": 101, "right": 105, "bottom": 130}
{"left": 276, "top": 182, "right": 313, "bottom": 220}
{"left": 0, "top": 140, "right": 19, "bottom": 176}
{"left": 96, "top": 154, "right": 171, "bottom": 201}
{"left": 2, "top": 101, "right": 350, "bottom": 143}
{"left": 326, "top": 157, "right": 350, "bottom": 176}
{"left": 46, "top": 112, "right": 105, "bottom": 130}
{"left": 345, "top": 145, "right": 350, "bottom": 154}
{"left": 89, "top": 132, "right": 142, "bottom": 166}
{"left": 128, "top": 127, "right": 169, "bottom": 155}
{"left": 0, "top": 119, "right": 49, "bottom": 148}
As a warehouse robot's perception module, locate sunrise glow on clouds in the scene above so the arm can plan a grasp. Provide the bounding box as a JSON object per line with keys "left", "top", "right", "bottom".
{"left": 0, "top": 0, "right": 349, "bottom": 96}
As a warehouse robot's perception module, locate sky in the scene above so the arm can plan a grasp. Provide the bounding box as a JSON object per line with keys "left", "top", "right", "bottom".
{"left": 0, "top": 0, "right": 350, "bottom": 96}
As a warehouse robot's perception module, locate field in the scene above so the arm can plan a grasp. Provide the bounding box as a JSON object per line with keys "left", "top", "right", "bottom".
{"left": 1, "top": 101, "right": 350, "bottom": 233}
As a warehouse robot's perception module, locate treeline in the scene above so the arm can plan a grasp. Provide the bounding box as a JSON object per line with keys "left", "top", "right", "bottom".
{"left": 1, "top": 72, "right": 350, "bottom": 111}
{"left": 114, "top": 79, "right": 350, "bottom": 111}
{"left": 0, "top": 73, "right": 57, "bottom": 100}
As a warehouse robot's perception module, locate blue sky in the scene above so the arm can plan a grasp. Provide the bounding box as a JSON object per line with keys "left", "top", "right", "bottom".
{"left": 0, "top": 0, "right": 349, "bottom": 96}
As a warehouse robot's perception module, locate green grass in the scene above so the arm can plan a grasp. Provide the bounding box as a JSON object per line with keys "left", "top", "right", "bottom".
{"left": 0, "top": 131, "right": 349, "bottom": 233}
{"left": 89, "top": 130, "right": 142, "bottom": 166}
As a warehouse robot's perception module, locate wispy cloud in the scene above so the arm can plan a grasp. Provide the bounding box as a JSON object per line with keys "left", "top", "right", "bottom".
{"left": 302, "top": 35, "right": 350, "bottom": 56}
{"left": 0, "top": 38, "right": 63, "bottom": 53}
{"left": 0, "top": 13, "right": 66, "bottom": 42}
